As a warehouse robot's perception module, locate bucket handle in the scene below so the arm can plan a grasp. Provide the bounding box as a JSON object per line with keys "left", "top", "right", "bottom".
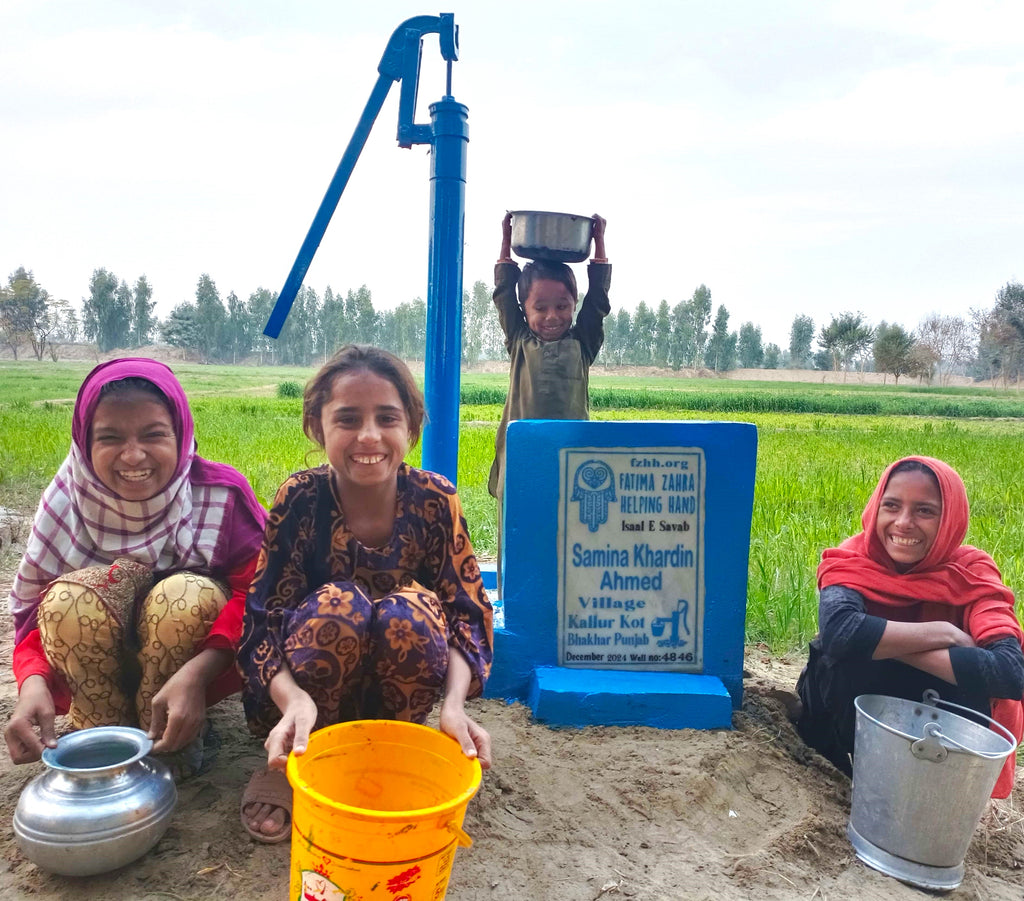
{"left": 446, "top": 821, "right": 473, "bottom": 848}
{"left": 910, "top": 721, "right": 948, "bottom": 762}
{"left": 912, "top": 689, "right": 1019, "bottom": 760}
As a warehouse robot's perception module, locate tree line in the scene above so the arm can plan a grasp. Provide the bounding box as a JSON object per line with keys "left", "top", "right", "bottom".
{"left": 3, "top": 266, "right": 1023, "bottom": 384}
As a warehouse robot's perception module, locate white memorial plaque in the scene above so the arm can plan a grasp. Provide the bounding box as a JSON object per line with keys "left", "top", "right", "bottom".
{"left": 557, "top": 447, "right": 705, "bottom": 670}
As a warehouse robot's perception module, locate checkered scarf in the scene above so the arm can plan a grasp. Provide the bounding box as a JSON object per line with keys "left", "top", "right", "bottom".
{"left": 9, "top": 359, "right": 253, "bottom": 641}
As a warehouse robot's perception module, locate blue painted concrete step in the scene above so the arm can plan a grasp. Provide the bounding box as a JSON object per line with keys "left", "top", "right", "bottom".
{"left": 479, "top": 562, "right": 504, "bottom": 629}
{"left": 479, "top": 561, "right": 497, "bottom": 591}
{"left": 527, "top": 666, "right": 733, "bottom": 730}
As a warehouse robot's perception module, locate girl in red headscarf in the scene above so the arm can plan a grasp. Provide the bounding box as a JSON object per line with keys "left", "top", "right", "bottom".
{"left": 795, "top": 456, "right": 1024, "bottom": 798}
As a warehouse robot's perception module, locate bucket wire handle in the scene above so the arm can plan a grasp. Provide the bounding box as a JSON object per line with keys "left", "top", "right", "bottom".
{"left": 920, "top": 689, "right": 1019, "bottom": 757}
{"left": 446, "top": 821, "right": 473, "bottom": 847}
{"left": 922, "top": 728, "right": 1014, "bottom": 760}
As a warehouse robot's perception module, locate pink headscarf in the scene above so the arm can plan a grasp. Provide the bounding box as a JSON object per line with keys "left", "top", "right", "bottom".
{"left": 10, "top": 358, "right": 266, "bottom": 643}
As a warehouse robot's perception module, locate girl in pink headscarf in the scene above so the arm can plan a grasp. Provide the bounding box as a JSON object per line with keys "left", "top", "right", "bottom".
{"left": 5, "top": 359, "right": 266, "bottom": 775}
{"left": 796, "top": 456, "right": 1024, "bottom": 798}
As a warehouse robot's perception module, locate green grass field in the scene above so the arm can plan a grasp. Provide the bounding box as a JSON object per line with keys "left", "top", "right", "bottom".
{"left": 2, "top": 360, "right": 1022, "bottom": 653}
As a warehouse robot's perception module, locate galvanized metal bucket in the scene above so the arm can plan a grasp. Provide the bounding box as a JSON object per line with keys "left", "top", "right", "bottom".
{"left": 848, "top": 690, "right": 1016, "bottom": 891}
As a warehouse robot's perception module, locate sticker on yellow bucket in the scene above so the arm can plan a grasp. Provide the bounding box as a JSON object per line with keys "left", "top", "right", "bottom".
{"left": 288, "top": 720, "right": 482, "bottom": 901}
{"left": 296, "top": 843, "right": 456, "bottom": 900}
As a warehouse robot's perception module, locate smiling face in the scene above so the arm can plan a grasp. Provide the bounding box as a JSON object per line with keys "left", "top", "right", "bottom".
{"left": 874, "top": 469, "right": 943, "bottom": 571}
{"left": 523, "top": 278, "right": 577, "bottom": 342}
{"left": 319, "top": 369, "right": 412, "bottom": 497}
{"left": 89, "top": 390, "right": 179, "bottom": 501}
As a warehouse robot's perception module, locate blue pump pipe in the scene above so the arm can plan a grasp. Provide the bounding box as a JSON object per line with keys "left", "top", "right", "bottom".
{"left": 423, "top": 97, "right": 467, "bottom": 483}
{"left": 263, "top": 14, "right": 465, "bottom": 483}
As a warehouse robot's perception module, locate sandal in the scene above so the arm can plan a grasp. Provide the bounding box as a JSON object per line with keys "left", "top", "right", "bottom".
{"left": 240, "top": 767, "right": 293, "bottom": 844}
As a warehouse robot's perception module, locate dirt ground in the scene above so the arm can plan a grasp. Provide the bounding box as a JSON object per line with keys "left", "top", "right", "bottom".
{"left": 1, "top": 524, "right": 1023, "bottom": 900}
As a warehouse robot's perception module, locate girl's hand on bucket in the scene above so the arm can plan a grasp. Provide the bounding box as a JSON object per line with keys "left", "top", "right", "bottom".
{"left": 440, "top": 704, "right": 493, "bottom": 770}
{"left": 265, "top": 682, "right": 319, "bottom": 770}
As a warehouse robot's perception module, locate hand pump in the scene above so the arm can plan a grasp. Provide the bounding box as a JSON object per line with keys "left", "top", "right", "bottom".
{"left": 263, "top": 14, "right": 467, "bottom": 484}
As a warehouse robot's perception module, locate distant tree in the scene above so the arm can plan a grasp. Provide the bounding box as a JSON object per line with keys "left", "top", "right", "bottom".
{"left": 479, "top": 289, "right": 504, "bottom": 362}
{"left": 685, "top": 284, "right": 713, "bottom": 367}
{"left": 304, "top": 286, "right": 323, "bottom": 362}
{"left": 224, "top": 291, "right": 252, "bottom": 363}
{"left": 603, "top": 308, "right": 630, "bottom": 366}
{"left": 462, "top": 280, "right": 491, "bottom": 365}
{"left": 972, "top": 282, "right": 1024, "bottom": 384}
{"left": 82, "top": 268, "right": 131, "bottom": 352}
{"left": 193, "top": 274, "right": 226, "bottom": 362}
{"left": 381, "top": 298, "right": 426, "bottom": 360}
{"left": 908, "top": 342, "right": 940, "bottom": 384}
{"left": 737, "top": 322, "right": 764, "bottom": 368}
{"left": 667, "top": 300, "right": 693, "bottom": 371}
{"left": 278, "top": 285, "right": 319, "bottom": 365}
{"left": 600, "top": 307, "right": 619, "bottom": 366}
{"left": 320, "top": 286, "right": 344, "bottom": 361}
{"left": 247, "top": 288, "right": 278, "bottom": 365}
{"left": 873, "top": 321, "right": 917, "bottom": 385}
{"left": 993, "top": 281, "right": 1024, "bottom": 343}
{"left": 818, "top": 320, "right": 842, "bottom": 371}
{"left": 408, "top": 298, "right": 427, "bottom": 359}
{"left": 788, "top": 314, "right": 814, "bottom": 369}
{"left": 0, "top": 267, "right": 50, "bottom": 359}
{"left": 706, "top": 305, "right": 737, "bottom": 372}
{"left": 132, "top": 276, "right": 156, "bottom": 347}
{"left": 916, "top": 313, "right": 974, "bottom": 385}
{"left": 763, "top": 343, "right": 781, "bottom": 369}
{"left": 115, "top": 280, "right": 134, "bottom": 347}
{"left": 629, "top": 301, "right": 656, "bottom": 365}
{"left": 818, "top": 312, "right": 873, "bottom": 377}
{"left": 812, "top": 349, "right": 832, "bottom": 371}
{"left": 652, "top": 300, "right": 672, "bottom": 367}
{"left": 341, "top": 285, "right": 378, "bottom": 346}
{"left": 970, "top": 307, "right": 1000, "bottom": 381}
{"left": 161, "top": 302, "right": 202, "bottom": 352}
{"left": 44, "top": 299, "right": 80, "bottom": 360}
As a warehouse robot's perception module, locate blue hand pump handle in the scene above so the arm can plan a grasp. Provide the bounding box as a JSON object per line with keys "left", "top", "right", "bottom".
{"left": 263, "top": 14, "right": 459, "bottom": 339}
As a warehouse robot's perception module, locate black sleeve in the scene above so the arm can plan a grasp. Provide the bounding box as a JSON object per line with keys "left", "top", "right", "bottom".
{"left": 575, "top": 262, "right": 612, "bottom": 364}
{"left": 493, "top": 262, "right": 526, "bottom": 349}
{"left": 949, "top": 636, "right": 1024, "bottom": 700}
{"left": 817, "top": 584, "right": 887, "bottom": 661}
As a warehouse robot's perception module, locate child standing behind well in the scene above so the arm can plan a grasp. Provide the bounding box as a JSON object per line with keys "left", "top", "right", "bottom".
{"left": 488, "top": 213, "right": 612, "bottom": 555}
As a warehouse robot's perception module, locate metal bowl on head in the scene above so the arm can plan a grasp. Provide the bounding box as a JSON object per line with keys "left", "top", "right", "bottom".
{"left": 510, "top": 210, "right": 594, "bottom": 263}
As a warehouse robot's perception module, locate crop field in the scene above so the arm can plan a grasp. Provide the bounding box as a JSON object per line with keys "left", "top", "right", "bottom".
{"left": 2, "top": 361, "right": 1022, "bottom": 653}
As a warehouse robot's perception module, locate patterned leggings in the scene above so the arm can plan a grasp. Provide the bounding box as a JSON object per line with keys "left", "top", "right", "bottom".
{"left": 37, "top": 559, "right": 227, "bottom": 731}
{"left": 283, "top": 581, "right": 449, "bottom": 729}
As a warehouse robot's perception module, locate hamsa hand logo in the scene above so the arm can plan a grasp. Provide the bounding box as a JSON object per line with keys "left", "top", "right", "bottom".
{"left": 571, "top": 460, "right": 616, "bottom": 532}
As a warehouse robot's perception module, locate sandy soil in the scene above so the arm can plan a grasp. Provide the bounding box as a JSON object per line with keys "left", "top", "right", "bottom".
{"left": 1, "top": 521, "right": 1022, "bottom": 900}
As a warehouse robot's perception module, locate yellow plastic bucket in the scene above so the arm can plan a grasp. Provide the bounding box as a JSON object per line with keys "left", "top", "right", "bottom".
{"left": 286, "top": 720, "right": 482, "bottom": 901}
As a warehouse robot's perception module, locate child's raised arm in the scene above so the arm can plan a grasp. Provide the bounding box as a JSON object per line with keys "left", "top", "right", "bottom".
{"left": 498, "top": 212, "right": 513, "bottom": 262}
{"left": 591, "top": 213, "right": 608, "bottom": 263}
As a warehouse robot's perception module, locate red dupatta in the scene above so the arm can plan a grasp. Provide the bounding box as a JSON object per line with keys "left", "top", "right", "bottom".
{"left": 817, "top": 456, "right": 1022, "bottom": 798}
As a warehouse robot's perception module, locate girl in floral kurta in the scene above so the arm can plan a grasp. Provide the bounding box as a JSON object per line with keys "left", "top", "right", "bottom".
{"left": 238, "top": 344, "right": 493, "bottom": 842}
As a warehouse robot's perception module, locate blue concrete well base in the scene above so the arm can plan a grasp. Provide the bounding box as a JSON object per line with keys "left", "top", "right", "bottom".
{"left": 479, "top": 562, "right": 497, "bottom": 592}
{"left": 527, "top": 666, "right": 734, "bottom": 730}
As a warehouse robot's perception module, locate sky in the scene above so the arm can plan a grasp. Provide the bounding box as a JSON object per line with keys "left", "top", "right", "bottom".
{"left": 2, "top": 0, "right": 1022, "bottom": 350}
